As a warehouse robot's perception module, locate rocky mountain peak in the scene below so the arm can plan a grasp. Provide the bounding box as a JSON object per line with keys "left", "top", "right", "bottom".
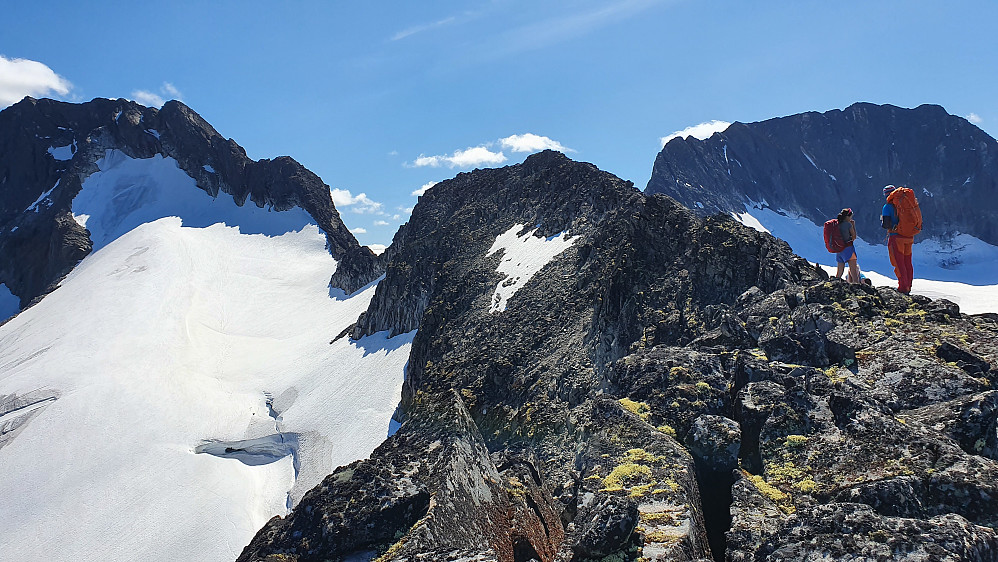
{"left": 0, "top": 97, "right": 380, "bottom": 309}
{"left": 240, "top": 153, "right": 884, "bottom": 561}
{"left": 647, "top": 102, "right": 998, "bottom": 246}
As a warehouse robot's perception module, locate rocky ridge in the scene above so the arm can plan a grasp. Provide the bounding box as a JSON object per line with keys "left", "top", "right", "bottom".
{"left": 0, "top": 97, "right": 380, "bottom": 309}
{"left": 646, "top": 103, "right": 998, "bottom": 247}
{"left": 239, "top": 152, "right": 996, "bottom": 561}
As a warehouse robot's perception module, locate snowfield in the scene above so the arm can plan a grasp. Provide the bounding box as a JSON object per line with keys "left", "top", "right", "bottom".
{"left": 730, "top": 205, "right": 998, "bottom": 314}
{"left": 74, "top": 149, "right": 317, "bottom": 251}
{"left": 1, "top": 159, "right": 411, "bottom": 561}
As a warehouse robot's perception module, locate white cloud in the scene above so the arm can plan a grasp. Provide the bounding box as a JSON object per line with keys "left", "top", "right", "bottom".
{"left": 413, "top": 146, "right": 507, "bottom": 169}
{"left": 350, "top": 227, "right": 368, "bottom": 234}
{"left": 131, "top": 90, "right": 165, "bottom": 107}
{"left": 162, "top": 82, "right": 183, "bottom": 98}
{"left": 130, "top": 82, "right": 184, "bottom": 108}
{"left": 0, "top": 55, "right": 73, "bottom": 107}
{"left": 374, "top": 220, "right": 390, "bottom": 226}
{"left": 392, "top": 16, "right": 457, "bottom": 41}
{"left": 660, "top": 120, "right": 731, "bottom": 147}
{"left": 367, "top": 244, "right": 388, "bottom": 255}
{"left": 412, "top": 181, "right": 438, "bottom": 196}
{"left": 966, "top": 113, "right": 983, "bottom": 125}
{"left": 499, "top": 133, "right": 572, "bottom": 153}
{"left": 330, "top": 188, "right": 384, "bottom": 214}
{"left": 402, "top": 207, "right": 414, "bottom": 214}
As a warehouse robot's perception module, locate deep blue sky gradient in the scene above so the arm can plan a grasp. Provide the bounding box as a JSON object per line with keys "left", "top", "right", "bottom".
{"left": 3, "top": 0, "right": 995, "bottom": 246}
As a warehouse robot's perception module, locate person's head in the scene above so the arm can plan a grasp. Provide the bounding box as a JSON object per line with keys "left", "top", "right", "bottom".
{"left": 883, "top": 185, "right": 896, "bottom": 198}
{"left": 837, "top": 207, "right": 853, "bottom": 222}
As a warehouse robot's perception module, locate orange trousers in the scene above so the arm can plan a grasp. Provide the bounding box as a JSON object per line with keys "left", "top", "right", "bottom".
{"left": 888, "top": 235, "right": 913, "bottom": 293}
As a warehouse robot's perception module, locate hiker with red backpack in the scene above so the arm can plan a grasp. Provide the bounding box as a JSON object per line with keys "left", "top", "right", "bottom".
{"left": 881, "top": 184, "right": 922, "bottom": 294}
{"left": 824, "top": 208, "right": 860, "bottom": 283}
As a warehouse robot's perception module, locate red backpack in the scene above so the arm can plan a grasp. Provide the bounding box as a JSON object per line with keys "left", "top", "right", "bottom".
{"left": 824, "top": 219, "right": 846, "bottom": 253}
{"left": 886, "top": 187, "right": 922, "bottom": 238}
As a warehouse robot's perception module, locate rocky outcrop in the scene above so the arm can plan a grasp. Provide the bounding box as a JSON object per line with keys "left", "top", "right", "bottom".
{"left": 646, "top": 102, "right": 998, "bottom": 245}
{"left": 239, "top": 151, "right": 998, "bottom": 561}
{"left": 0, "top": 97, "right": 379, "bottom": 307}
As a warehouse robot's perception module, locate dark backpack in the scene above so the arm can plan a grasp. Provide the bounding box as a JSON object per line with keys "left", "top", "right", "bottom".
{"left": 824, "top": 219, "right": 846, "bottom": 253}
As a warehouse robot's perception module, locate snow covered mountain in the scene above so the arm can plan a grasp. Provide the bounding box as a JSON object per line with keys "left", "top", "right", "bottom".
{"left": 0, "top": 97, "right": 382, "bottom": 318}
{"left": 646, "top": 103, "right": 998, "bottom": 290}
{"left": 0, "top": 98, "right": 403, "bottom": 561}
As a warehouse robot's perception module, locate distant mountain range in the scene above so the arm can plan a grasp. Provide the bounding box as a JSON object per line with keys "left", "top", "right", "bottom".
{"left": 1, "top": 99, "right": 997, "bottom": 562}
{"left": 647, "top": 102, "right": 998, "bottom": 247}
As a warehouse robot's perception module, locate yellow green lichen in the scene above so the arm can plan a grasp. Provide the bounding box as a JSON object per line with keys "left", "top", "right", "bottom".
{"left": 629, "top": 482, "right": 655, "bottom": 498}
{"left": 507, "top": 476, "right": 526, "bottom": 498}
{"left": 640, "top": 511, "right": 676, "bottom": 525}
{"left": 795, "top": 478, "right": 818, "bottom": 493}
{"left": 619, "top": 397, "right": 652, "bottom": 421}
{"left": 657, "top": 425, "right": 677, "bottom": 438}
{"left": 622, "top": 448, "right": 664, "bottom": 464}
{"left": 743, "top": 470, "right": 795, "bottom": 513}
{"left": 602, "top": 463, "right": 652, "bottom": 492}
{"left": 669, "top": 366, "right": 691, "bottom": 380}
{"left": 785, "top": 435, "right": 808, "bottom": 447}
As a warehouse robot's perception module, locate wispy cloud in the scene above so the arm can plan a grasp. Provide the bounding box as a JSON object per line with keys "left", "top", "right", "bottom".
{"left": 494, "top": 0, "right": 668, "bottom": 58}
{"left": 330, "top": 188, "right": 384, "bottom": 214}
{"left": 392, "top": 16, "right": 458, "bottom": 41}
{"left": 412, "top": 181, "right": 438, "bottom": 196}
{"left": 0, "top": 55, "right": 72, "bottom": 107}
{"left": 966, "top": 113, "right": 983, "bottom": 125}
{"left": 374, "top": 220, "right": 390, "bottom": 226}
{"left": 500, "top": 133, "right": 573, "bottom": 153}
{"left": 660, "top": 120, "right": 731, "bottom": 147}
{"left": 131, "top": 82, "right": 184, "bottom": 108}
{"left": 350, "top": 227, "right": 368, "bottom": 234}
{"left": 413, "top": 146, "right": 507, "bottom": 169}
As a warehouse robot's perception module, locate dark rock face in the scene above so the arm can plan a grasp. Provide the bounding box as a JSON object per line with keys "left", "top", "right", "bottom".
{"left": 239, "top": 151, "right": 998, "bottom": 561}
{"left": 646, "top": 103, "right": 998, "bottom": 246}
{"left": 0, "top": 97, "right": 379, "bottom": 309}
{"left": 236, "top": 151, "right": 819, "bottom": 562}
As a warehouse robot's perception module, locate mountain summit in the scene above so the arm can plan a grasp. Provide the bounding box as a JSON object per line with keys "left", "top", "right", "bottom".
{"left": 0, "top": 97, "right": 380, "bottom": 312}
{"left": 646, "top": 103, "right": 998, "bottom": 246}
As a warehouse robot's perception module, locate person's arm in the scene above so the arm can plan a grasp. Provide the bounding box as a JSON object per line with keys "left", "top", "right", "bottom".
{"left": 881, "top": 203, "right": 896, "bottom": 231}
{"left": 849, "top": 220, "right": 857, "bottom": 242}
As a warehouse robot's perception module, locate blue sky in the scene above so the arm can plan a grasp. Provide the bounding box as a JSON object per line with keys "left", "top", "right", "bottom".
{"left": 3, "top": 0, "right": 996, "bottom": 248}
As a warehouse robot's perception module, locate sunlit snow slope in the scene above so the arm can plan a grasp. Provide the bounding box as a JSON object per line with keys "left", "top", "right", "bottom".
{"left": 730, "top": 204, "right": 998, "bottom": 314}
{"left": 0, "top": 155, "right": 411, "bottom": 561}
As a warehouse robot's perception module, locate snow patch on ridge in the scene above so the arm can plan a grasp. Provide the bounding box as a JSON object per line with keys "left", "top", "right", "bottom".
{"left": 487, "top": 224, "right": 576, "bottom": 313}
{"left": 47, "top": 142, "right": 75, "bottom": 161}
{"left": 26, "top": 179, "right": 59, "bottom": 212}
{"left": 72, "top": 150, "right": 315, "bottom": 252}
{"left": 730, "top": 211, "right": 770, "bottom": 234}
